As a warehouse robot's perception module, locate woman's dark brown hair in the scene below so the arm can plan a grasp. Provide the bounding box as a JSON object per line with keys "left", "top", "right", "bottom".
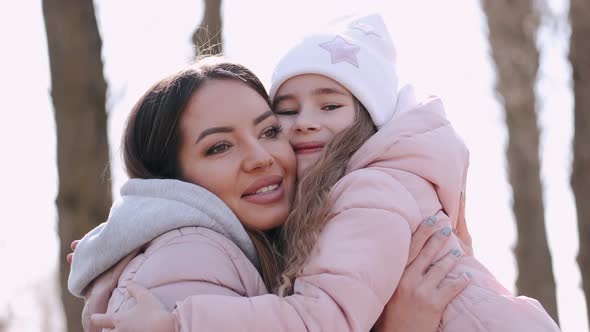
{"left": 122, "top": 56, "right": 281, "bottom": 290}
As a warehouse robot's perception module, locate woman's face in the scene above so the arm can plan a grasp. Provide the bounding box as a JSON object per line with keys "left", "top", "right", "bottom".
{"left": 273, "top": 74, "right": 356, "bottom": 178}
{"left": 178, "top": 79, "right": 296, "bottom": 231}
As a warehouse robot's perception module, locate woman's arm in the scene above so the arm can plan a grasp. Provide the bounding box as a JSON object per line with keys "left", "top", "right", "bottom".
{"left": 67, "top": 239, "right": 139, "bottom": 332}
{"left": 81, "top": 250, "right": 139, "bottom": 332}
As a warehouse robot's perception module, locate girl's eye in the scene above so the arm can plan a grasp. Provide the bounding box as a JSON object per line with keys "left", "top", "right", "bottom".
{"left": 323, "top": 104, "right": 341, "bottom": 111}
{"left": 261, "top": 125, "right": 283, "bottom": 139}
{"left": 274, "top": 109, "right": 298, "bottom": 116}
{"left": 206, "top": 142, "right": 231, "bottom": 155}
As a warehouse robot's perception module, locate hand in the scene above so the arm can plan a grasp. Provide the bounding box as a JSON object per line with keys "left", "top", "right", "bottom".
{"left": 90, "top": 283, "right": 175, "bottom": 332}
{"left": 81, "top": 250, "right": 139, "bottom": 332}
{"left": 374, "top": 216, "right": 471, "bottom": 332}
{"left": 66, "top": 240, "right": 80, "bottom": 264}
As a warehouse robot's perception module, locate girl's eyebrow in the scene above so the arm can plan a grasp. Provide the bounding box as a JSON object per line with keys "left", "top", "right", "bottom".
{"left": 273, "top": 88, "right": 347, "bottom": 107}
{"left": 312, "top": 87, "right": 348, "bottom": 96}
{"left": 273, "top": 94, "right": 295, "bottom": 106}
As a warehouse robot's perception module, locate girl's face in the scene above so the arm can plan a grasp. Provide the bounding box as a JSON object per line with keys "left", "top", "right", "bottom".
{"left": 178, "top": 79, "right": 296, "bottom": 231}
{"left": 273, "top": 74, "right": 356, "bottom": 178}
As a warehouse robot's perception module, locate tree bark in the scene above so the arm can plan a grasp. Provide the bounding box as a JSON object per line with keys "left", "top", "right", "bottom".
{"left": 481, "top": 0, "right": 559, "bottom": 323}
{"left": 569, "top": 0, "right": 590, "bottom": 326}
{"left": 193, "top": 0, "right": 223, "bottom": 57}
{"left": 42, "top": 0, "right": 112, "bottom": 331}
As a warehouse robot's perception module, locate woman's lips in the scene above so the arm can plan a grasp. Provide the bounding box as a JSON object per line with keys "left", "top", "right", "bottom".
{"left": 292, "top": 142, "right": 324, "bottom": 155}
{"left": 242, "top": 176, "right": 285, "bottom": 205}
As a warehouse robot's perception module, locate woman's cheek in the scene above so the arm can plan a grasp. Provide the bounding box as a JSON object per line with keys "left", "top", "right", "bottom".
{"left": 277, "top": 118, "right": 296, "bottom": 138}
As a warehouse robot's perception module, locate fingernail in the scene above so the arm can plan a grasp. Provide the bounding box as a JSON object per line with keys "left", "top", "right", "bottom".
{"left": 426, "top": 215, "right": 437, "bottom": 225}
{"left": 440, "top": 226, "right": 451, "bottom": 236}
{"left": 452, "top": 249, "right": 462, "bottom": 257}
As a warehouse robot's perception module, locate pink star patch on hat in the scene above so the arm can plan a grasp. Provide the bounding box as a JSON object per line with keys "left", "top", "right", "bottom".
{"left": 319, "top": 35, "right": 360, "bottom": 68}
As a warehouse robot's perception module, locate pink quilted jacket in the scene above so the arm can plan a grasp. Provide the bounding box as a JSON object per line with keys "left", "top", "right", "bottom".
{"left": 105, "top": 226, "right": 268, "bottom": 314}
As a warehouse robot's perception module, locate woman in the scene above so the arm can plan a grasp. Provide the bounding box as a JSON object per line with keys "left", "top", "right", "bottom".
{"left": 69, "top": 56, "right": 472, "bottom": 332}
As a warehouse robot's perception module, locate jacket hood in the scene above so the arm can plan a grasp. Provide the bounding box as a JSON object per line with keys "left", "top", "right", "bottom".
{"left": 68, "top": 178, "right": 259, "bottom": 297}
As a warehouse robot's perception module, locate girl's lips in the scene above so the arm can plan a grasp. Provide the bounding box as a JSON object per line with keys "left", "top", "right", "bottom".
{"left": 241, "top": 180, "right": 285, "bottom": 205}
{"left": 292, "top": 142, "right": 325, "bottom": 155}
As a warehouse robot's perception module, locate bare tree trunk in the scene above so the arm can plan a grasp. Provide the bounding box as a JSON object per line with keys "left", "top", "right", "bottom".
{"left": 0, "top": 307, "right": 11, "bottom": 332}
{"left": 481, "top": 0, "right": 559, "bottom": 324}
{"left": 569, "top": 0, "right": 590, "bottom": 326}
{"left": 42, "top": 0, "right": 112, "bottom": 331}
{"left": 193, "top": 0, "right": 223, "bottom": 57}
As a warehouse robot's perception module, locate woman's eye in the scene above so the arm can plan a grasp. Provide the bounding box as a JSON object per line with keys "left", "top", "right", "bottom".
{"left": 206, "top": 142, "right": 231, "bottom": 155}
{"left": 262, "top": 125, "right": 283, "bottom": 139}
{"left": 323, "top": 104, "right": 341, "bottom": 111}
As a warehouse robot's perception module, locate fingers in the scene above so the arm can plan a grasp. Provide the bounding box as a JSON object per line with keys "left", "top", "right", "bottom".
{"left": 67, "top": 240, "right": 80, "bottom": 264}
{"left": 407, "top": 215, "right": 452, "bottom": 265}
{"left": 422, "top": 249, "right": 463, "bottom": 290}
{"left": 407, "top": 225, "right": 452, "bottom": 276}
{"left": 90, "top": 313, "right": 116, "bottom": 329}
{"left": 437, "top": 272, "right": 471, "bottom": 303}
{"left": 82, "top": 299, "right": 106, "bottom": 332}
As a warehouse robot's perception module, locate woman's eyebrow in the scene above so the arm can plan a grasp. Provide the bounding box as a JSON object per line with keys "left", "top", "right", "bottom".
{"left": 195, "top": 110, "right": 273, "bottom": 144}
{"left": 253, "top": 110, "right": 274, "bottom": 125}
{"left": 195, "top": 126, "right": 233, "bottom": 144}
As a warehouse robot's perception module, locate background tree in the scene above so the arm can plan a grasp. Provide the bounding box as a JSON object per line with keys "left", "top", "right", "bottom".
{"left": 193, "top": 0, "right": 223, "bottom": 57}
{"left": 481, "top": 0, "right": 559, "bottom": 323}
{"left": 0, "top": 308, "right": 11, "bottom": 332}
{"left": 569, "top": 0, "right": 590, "bottom": 327}
{"left": 42, "top": 0, "right": 112, "bottom": 331}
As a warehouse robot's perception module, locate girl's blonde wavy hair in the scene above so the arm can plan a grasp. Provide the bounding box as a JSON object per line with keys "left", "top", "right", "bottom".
{"left": 276, "top": 99, "right": 377, "bottom": 296}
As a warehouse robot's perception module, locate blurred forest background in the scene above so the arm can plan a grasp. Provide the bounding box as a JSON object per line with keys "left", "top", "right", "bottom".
{"left": 0, "top": 0, "right": 588, "bottom": 331}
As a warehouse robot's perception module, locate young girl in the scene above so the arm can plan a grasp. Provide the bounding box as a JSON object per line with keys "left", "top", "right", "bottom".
{"left": 89, "top": 14, "right": 559, "bottom": 332}
{"left": 266, "top": 14, "right": 560, "bottom": 331}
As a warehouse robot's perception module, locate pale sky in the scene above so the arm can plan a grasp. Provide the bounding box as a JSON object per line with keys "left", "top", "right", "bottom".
{"left": 0, "top": 0, "right": 586, "bottom": 331}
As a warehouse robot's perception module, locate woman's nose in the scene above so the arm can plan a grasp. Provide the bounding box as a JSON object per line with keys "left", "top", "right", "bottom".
{"left": 242, "top": 142, "right": 274, "bottom": 172}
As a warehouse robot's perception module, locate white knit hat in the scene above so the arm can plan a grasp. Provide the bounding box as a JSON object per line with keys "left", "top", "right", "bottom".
{"left": 269, "top": 13, "right": 399, "bottom": 128}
